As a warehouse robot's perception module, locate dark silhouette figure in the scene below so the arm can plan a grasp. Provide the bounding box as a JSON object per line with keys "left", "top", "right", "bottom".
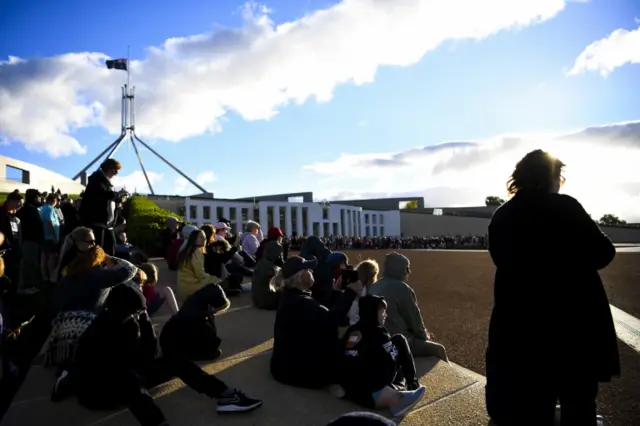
{"left": 485, "top": 150, "right": 618, "bottom": 426}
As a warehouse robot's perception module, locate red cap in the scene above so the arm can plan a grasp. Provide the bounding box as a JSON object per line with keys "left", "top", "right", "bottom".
{"left": 268, "top": 227, "right": 284, "bottom": 239}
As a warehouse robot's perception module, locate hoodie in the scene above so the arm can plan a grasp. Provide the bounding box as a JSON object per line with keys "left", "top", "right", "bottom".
{"left": 74, "top": 284, "right": 158, "bottom": 376}
{"left": 339, "top": 295, "right": 399, "bottom": 400}
{"left": 300, "top": 236, "right": 334, "bottom": 305}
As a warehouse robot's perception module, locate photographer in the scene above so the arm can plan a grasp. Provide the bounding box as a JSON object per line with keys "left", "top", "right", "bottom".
{"left": 79, "top": 158, "right": 127, "bottom": 256}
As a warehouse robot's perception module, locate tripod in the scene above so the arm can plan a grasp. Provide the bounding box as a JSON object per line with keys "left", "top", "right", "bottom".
{"left": 71, "top": 84, "right": 209, "bottom": 196}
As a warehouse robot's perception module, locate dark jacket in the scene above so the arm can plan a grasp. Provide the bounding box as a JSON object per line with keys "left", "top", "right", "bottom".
{"left": 251, "top": 241, "right": 284, "bottom": 309}
{"left": 74, "top": 284, "right": 158, "bottom": 376}
{"left": 60, "top": 203, "right": 80, "bottom": 239}
{"left": 339, "top": 296, "right": 400, "bottom": 403}
{"left": 487, "top": 190, "right": 619, "bottom": 382}
{"left": 79, "top": 170, "right": 117, "bottom": 229}
{"left": 204, "top": 242, "right": 238, "bottom": 278}
{"left": 53, "top": 257, "right": 137, "bottom": 314}
{"left": 300, "top": 236, "right": 334, "bottom": 305}
{"left": 15, "top": 202, "right": 44, "bottom": 243}
{"left": 0, "top": 206, "right": 21, "bottom": 285}
{"left": 160, "top": 283, "right": 229, "bottom": 360}
{"left": 160, "top": 227, "right": 178, "bottom": 259}
{"left": 270, "top": 286, "right": 357, "bottom": 388}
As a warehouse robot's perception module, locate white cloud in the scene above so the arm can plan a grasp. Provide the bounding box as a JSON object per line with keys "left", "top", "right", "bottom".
{"left": 111, "top": 170, "right": 164, "bottom": 192}
{"left": 173, "top": 170, "right": 218, "bottom": 195}
{"left": 568, "top": 23, "right": 640, "bottom": 76}
{"left": 304, "top": 121, "right": 640, "bottom": 222}
{"left": 0, "top": 0, "right": 569, "bottom": 157}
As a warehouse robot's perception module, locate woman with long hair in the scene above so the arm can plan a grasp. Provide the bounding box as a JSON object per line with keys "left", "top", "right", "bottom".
{"left": 177, "top": 229, "right": 222, "bottom": 303}
{"left": 58, "top": 226, "right": 97, "bottom": 279}
{"left": 485, "top": 149, "right": 617, "bottom": 426}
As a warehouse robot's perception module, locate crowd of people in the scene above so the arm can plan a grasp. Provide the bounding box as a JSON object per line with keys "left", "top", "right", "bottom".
{"left": 288, "top": 235, "right": 488, "bottom": 250}
{"left": 0, "top": 149, "right": 620, "bottom": 426}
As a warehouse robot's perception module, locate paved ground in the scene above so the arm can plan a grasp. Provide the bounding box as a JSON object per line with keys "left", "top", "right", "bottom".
{"left": 2, "top": 258, "right": 491, "bottom": 426}
{"left": 4, "top": 250, "right": 639, "bottom": 425}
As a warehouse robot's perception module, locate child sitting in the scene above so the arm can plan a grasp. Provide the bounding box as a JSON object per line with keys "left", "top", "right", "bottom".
{"left": 137, "top": 263, "right": 179, "bottom": 316}
{"left": 338, "top": 295, "right": 425, "bottom": 417}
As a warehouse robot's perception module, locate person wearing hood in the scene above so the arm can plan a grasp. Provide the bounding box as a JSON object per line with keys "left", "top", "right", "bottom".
{"left": 270, "top": 256, "right": 362, "bottom": 390}
{"left": 338, "top": 295, "right": 425, "bottom": 417}
{"left": 16, "top": 188, "right": 44, "bottom": 294}
{"left": 299, "top": 236, "right": 334, "bottom": 306}
{"left": 370, "top": 252, "right": 448, "bottom": 362}
{"left": 160, "top": 277, "right": 238, "bottom": 361}
{"left": 254, "top": 226, "right": 285, "bottom": 262}
{"left": 251, "top": 240, "right": 285, "bottom": 310}
{"left": 57, "top": 284, "right": 262, "bottom": 424}
{"left": 160, "top": 217, "right": 179, "bottom": 260}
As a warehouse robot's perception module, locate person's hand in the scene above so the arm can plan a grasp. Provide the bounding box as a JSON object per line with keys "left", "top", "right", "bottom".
{"left": 346, "top": 280, "right": 363, "bottom": 295}
{"left": 427, "top": 331, "right": 435, "bottom": 341}
{"left": 332, "top": 275, "right": 343, "bottom": 291}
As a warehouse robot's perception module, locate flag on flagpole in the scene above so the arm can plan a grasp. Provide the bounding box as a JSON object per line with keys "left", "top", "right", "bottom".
{"left": 106, "top": 58, "right": 128, "bottom": 71}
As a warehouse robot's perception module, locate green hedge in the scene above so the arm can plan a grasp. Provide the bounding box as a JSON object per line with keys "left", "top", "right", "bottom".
{"left": 127, "top": 195, "right": 184, "bottom": 256}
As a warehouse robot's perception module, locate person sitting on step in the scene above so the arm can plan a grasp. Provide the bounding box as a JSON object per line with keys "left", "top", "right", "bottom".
{"left": 251, "top": 240, "right": 285, "bottom": 310}
{"left": 370, "top": 252, "right": 448, "bottom": 362}
{"left": 338, "top": 295, "right": 425, "bottom": 417}
{"left": 138, "top": 263, "right": 179, "bottom": 317}
{"left": 52, "top": 284, "right": 262, "bottom": 424}
{"left": 159, "top": 278, "right": 237, "bottom": 362}
{"left": 270, "top": 256, "right": 362, "bottom": 394}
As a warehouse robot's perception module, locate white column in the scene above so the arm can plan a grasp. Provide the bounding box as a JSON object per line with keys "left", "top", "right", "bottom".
{"left": 318, "top": 219, "right": 324, "bottom": 237}
{"left": 259, "top": 204, "right": 268, "bottom": 229}
{"left": 296, "top": 207, "right": 303, "bottom": 236}
{"left": 222, "top": 206, "right": 229, "bottom": 221}
{"left": 273, "top": 205, "right": 281, "bottom": 228}
{"left": 284, "top": 206, "right": 292, "bottom": 236}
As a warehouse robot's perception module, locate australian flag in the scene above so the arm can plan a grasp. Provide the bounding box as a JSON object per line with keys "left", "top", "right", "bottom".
{"left": 105, "top": 58, "right": 128, "bottom": 71}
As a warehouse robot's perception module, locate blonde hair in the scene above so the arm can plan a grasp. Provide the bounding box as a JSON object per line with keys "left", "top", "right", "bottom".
{"left": 270, "top": 268, "right": 306, "bottom": 291}
{"left": 66, "top": 245, "right": 106, "bottom": 276}
{"left": 0, "top": 256, "right": 5, "bottom": 278}
{"left": 356, "top": 259, "right": 379, "bottom": 289}
{"left": 59, "top": 226, "right": 94, "bottom": 259}
{"left": 134, "top": 269, "right": 148, "bottom": 285}
{"left": 139, "top": 263, "right": 158, "bottom": 285}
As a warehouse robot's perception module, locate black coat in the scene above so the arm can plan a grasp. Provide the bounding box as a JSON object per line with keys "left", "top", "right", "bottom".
{"left": 487, "top": 190, "right": 619, "bottom": 382}
{"left": 270, "top": 287, "right": 356, "bottom": 388}
{"left": 79, "top": 170, "right": 117, "bottom": 228}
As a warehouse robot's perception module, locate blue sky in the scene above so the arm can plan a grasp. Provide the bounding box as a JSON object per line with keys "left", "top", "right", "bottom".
{"left": 1, "top": 0, "right": 640, "bottom": 218}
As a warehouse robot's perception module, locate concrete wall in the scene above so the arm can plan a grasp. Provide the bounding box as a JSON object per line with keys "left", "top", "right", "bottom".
{"left": 400, "top": 212, "right": 640, "bottom": 243}
{"left": 0, "top": 155, "right": 85, "bottom": 194}
{"left": 338, "top": 197, "right": 425, "bottom": 210}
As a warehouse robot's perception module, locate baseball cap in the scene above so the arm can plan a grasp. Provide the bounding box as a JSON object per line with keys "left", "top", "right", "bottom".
{"left": 268, "top": 227, "right": 284, "bottom": 239}
{"left": 215, "top": 221, "right": 231, "bottom": 230}
{"left": 282, "top": 255, "right": 318, "bottom": 279}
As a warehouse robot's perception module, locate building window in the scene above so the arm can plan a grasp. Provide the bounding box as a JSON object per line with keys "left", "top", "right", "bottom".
{"left": 302, "top": 207, "right": 309, "bottom": 236}
{"left": 365, "top": 213, "right": 369, "bottom": 224}
{"left": 279, "top": 207, "right": 286, "bottom": 233}
{"left": 229, "top": 207, "right": 237, "bottom": 220}
{"left": 313, "top": 222, "right": 320, "bottom": 236}
{"left": 372, "top": 215, "right": 377, "bottom": 225}
{"left": 253, "top": 207, "right": 259, "bottom": 222}
{"left": 216, "top": 207, "right": 224, "bottom": 220}
{"left": 340, "top": 210, "right": 345, "bottom": 235}
{"left": 323, "top": 222, "right": 330, "bottom": 237}
{"left": 267, "top": 207, "right": 274, "bottom": 228}
{"left": 373, "top": 227, "right": 377, "bottom": 237}
{"left": 332, "top": 223, "right": 338, "bottom": 236}
{"left": 380, "top": 226, "right": 385, "bottom": 237}
{"left": 241, "top": 208, "right": 249, "bottom": 221}
{"left": 203, "top": 206, "right": 211, "bottom": 220}
{"left": 189, "top": 205, "right": 197, "bottom": 219}
{"left": 322, "top": 207, "right": 329, "bottom": 220}
{"left": 353, "top": 215, "right": 358, "bottom": 237}
{"left": 379, "top": 214, "right": 384, "bottom": 225}
{"left": 291, "top": 207, "right": 298, "bottom": 236}
{"left": 366, "top": 226, "right": 370, "bottom": 236}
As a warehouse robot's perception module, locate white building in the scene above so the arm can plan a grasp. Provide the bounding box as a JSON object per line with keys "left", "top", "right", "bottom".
{"left": 184, "top": 197, "right": 401, "bottom": 237}
{"left": 1, "top": 155, "right": 85, "bottom": 194}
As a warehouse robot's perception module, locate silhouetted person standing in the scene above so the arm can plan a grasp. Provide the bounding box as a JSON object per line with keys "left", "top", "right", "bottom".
{"left": 485, "top": 150, "right": 618, "bottom": 426}
{"left": 79, "top": 159, "right": 126, "bottom": 256}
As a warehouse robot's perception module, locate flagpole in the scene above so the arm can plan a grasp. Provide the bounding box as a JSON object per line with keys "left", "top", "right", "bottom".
{"left": 127, "top": 45, "right": 131, "bottom": 94}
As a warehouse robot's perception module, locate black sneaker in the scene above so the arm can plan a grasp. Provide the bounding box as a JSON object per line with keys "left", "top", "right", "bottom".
{"left": 51, "top": 370, "right": 74, "bottom": 402}
{"left": 216, "top": 390, "right": 263, "bottom": 413}
{"left": 407, "top": 379, "right": 421, "bottom": 391}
